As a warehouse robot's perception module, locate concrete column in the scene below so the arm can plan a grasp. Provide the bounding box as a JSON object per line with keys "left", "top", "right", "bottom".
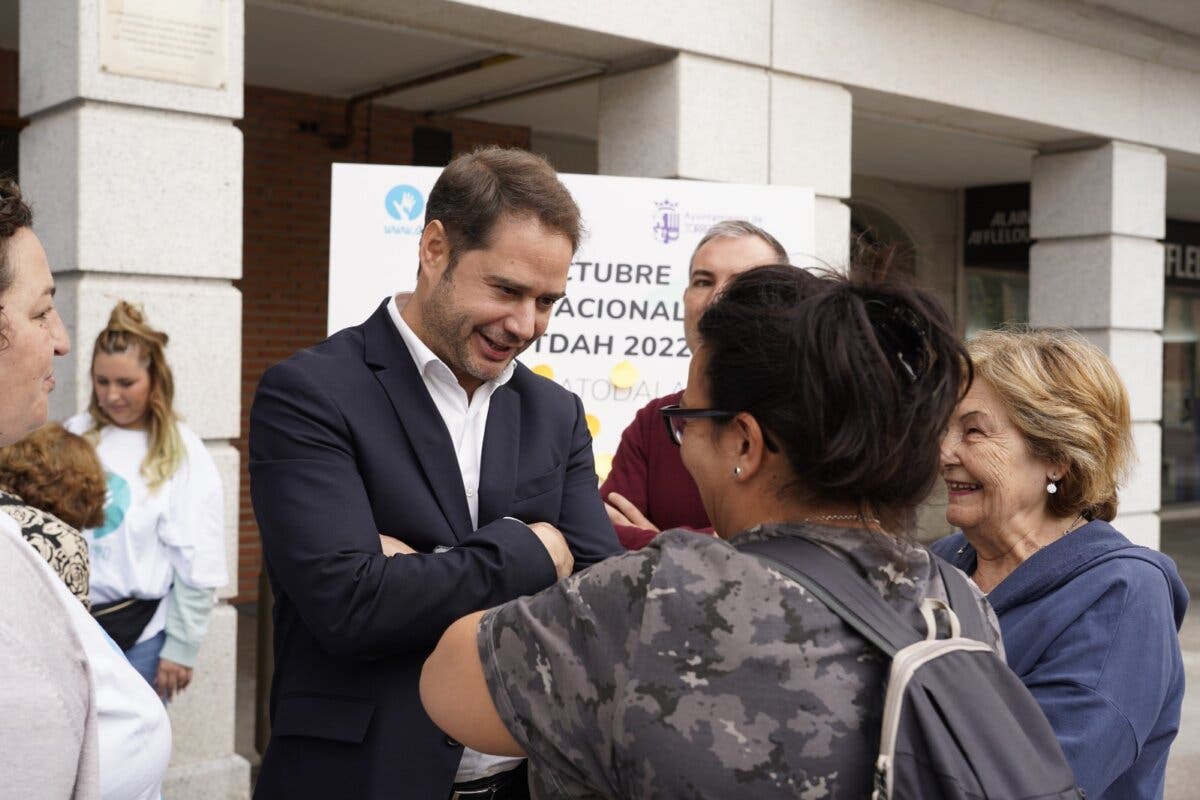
{"left": 598, "top": 55, "right": 851, "bottom": 268}
{"left": 19, "top": 1, "right": 249, "bottom": 797}
{"left": 599, "top": 53, "right": 770, "bottom": 184}
{"left": 769, "top": 73, "right": 852, "bottom": 270}
{"left": 1030, "top": 141, "right": 1166, "bottom": 549}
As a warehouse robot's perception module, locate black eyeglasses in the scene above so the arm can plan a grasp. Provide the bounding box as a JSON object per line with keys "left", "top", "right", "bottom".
{"left": 660, "top": 404, "right": 781, "bottom": 451}
{"left": 659, "top": 405, "right": 735, "bottom": 446}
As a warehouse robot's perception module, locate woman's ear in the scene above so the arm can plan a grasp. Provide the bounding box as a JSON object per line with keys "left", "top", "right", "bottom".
{"left": 730, "top": 412, "right": 768, "bottom": 479}
{"left": 1044, "top": 457, "right": 1069, "bottom": 483}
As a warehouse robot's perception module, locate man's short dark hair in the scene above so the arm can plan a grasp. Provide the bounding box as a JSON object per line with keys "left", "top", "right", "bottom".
{"left": 424, "top": 147, "right": 582, "bottom": 267}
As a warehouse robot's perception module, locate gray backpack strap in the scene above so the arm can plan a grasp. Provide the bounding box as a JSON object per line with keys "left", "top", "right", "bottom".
{"left": 737, "top": 537, "right": 922, "bottom": 656}
{"left": 932, "top": 557, "right": 989, "bottom": 643}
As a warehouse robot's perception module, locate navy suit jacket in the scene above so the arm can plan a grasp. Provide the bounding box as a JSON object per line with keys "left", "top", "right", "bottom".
{"left": 249, "top": 300, "right": 619, "bottom": 799}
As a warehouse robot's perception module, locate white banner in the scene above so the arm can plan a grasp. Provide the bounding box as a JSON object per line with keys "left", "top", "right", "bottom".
{"left": 329, "top": 164, "right": 815, "bottom": 477}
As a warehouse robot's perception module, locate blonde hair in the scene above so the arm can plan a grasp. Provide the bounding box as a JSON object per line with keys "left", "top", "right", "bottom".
{"left": 87, "top": 302, "right": 184, "bottom": 490}
{"left": 967, "top": 328, "right": 1134, "bottom": 521}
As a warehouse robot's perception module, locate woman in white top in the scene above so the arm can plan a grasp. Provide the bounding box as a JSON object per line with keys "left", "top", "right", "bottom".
{"left": 67, "top": 301, "right": 228, "bottom": 701}
{"left": 0, "top": 178, "right": 170, "bottom": 800}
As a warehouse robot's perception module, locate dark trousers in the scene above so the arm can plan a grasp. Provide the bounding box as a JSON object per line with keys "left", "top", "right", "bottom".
{"left": 449, "top": 762, "right": 530, "bottom": 800}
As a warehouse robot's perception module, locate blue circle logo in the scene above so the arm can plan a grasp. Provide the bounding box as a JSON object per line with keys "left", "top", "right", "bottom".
{"left": 92, "top": 470, "right": 130, "bottom": 539}
{"left": 385, "top": 185, "right": 425, "bottom": 221}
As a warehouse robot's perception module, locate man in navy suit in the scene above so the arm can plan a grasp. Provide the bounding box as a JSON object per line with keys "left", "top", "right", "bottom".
{"left": 250, "top": 147, "right": 620, "bottom": 799}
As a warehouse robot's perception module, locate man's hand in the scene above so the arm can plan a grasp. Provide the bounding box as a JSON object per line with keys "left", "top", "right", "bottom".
{"left": 527, "top": 521, "right": 574, "bottom": 579}
{"left": 605, "top": 492, "right": 660, "bottom": 534}
{"left": 379, "top": 534, "right": 417, "bottom": 556}
{"left": 156, "top": 657, "right": 193, "bottom": 700}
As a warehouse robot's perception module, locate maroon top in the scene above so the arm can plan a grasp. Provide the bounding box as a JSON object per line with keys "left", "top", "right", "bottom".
{"left": 600, "top": 391, "right": 713, "bottom": 549}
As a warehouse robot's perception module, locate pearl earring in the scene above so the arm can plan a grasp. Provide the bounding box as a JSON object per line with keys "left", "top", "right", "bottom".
{"left": 733, "top": 466, "right": 742, "bottom": 477}
{"left": 1046, "top": 480, "right": 1058, "bottom": 495}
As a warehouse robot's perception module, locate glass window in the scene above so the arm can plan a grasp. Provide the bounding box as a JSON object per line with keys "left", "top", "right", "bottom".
{"left": 965, "top": 269, "right": 1028, "bottom": 338}
{"left": 1162, "top": 288, "right": 1200, "bottom": 505}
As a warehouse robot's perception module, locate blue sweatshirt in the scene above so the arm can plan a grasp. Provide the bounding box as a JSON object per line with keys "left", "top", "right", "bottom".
{"left": 932, "top": 521, "right": 1187, "bottom": 799}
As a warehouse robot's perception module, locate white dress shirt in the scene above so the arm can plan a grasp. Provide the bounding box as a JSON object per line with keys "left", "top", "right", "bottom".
{"left": 389, "top": 294, "right": 525, "bottom": 782}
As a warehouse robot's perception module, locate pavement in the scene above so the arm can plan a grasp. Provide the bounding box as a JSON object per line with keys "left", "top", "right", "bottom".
{"left": 234, "top": 526, "right": 1200, "bottom": 795}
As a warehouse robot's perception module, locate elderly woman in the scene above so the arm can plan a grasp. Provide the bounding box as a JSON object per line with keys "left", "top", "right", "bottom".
{"left": 0, "top": 178, "right": 171, "bottom": 800}
{"left": 419, "top": 263, "right": 999, "bottom": 798}
{"left": 932, "top": 329, "right": 1187, "bottom": 799}
{"left": 0, "top": 421, "right": 107, "bottom": 606}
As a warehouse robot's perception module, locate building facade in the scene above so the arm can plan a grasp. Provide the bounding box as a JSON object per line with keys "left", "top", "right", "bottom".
{"left": 2, "top": 1, "right": 1198, "bottom": 796}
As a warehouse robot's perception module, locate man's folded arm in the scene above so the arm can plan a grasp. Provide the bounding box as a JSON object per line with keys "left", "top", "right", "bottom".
{"left": 249, "top": 360, "right": 557, "bottom": 659}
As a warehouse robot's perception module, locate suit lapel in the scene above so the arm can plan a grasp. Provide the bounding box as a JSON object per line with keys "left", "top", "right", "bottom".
{"left": 362, "top": 302, "right": 473, "bottom": 540}
{"left": 478, "top": 381, "right": 520, "bottom": 525}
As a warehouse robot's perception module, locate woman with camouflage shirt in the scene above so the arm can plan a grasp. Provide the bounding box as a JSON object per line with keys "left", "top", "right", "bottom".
{"left": 422, "top": 261, "right": 1000, "bottom": 799}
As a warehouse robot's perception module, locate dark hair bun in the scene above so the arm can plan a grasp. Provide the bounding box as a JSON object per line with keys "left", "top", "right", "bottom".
{"left": 698, "top": 258, "right": 970, "bottom": 533}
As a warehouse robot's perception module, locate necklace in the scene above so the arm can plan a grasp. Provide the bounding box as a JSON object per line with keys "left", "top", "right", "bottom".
{"left": 968, "top": 513, "right": 1086, "bottom": 561}
{"left": 801, "top": 513, "right": 882, "bottom": 526}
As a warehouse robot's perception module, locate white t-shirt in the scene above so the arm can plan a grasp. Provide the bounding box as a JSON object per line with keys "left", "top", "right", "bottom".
{"left": 0, "top": 514, "right": 172, "bottom": 800}
{"left": 65, "top": 414, "right": 228, "bottom": 644}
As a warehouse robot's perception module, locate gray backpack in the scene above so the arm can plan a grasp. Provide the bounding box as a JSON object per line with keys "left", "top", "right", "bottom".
{"left": 739, "top": 536, "right": 1084, "bottom": 800}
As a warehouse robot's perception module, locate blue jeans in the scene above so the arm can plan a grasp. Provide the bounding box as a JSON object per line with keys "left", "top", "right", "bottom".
{"left": 124, "top": 630, "right": 166, "bottom": 689}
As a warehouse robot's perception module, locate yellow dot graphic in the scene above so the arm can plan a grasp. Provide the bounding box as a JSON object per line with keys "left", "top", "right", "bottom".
{"left": 585, "top": 414, "right": 601, "bottom": 438}
{"left": 531, "top": 363, "right": 555, "bottom": 379}
{"left": 595, "top": 453, "right": 614, "bottom": 483}
{"left": 610, "top": 359, "right": 639, "bottom": 389}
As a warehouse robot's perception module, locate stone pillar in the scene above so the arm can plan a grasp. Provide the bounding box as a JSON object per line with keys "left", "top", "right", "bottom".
{"left": 599, "top": 53, "right": 769, "bottom": 185}
{"left": 19, "top": 1, "right": 249, "bottom": 797}
{"left": 598, "top": 55, "right": 851, "bottom": 268}
{"left": 1030, "top": 141, "right": 1166, "bottom": 549}
{"left": 769, "top": 74, "right": 852, "bottom": 270}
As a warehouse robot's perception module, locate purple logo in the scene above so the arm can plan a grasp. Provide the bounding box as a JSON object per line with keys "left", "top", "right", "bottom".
{"left": 653, "top": 200, "right": 680, "bottom": 244}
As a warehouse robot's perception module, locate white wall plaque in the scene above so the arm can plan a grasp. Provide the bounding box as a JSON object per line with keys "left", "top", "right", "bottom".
{"left": 100, "top": 0, "right": 228, "bottom": 89}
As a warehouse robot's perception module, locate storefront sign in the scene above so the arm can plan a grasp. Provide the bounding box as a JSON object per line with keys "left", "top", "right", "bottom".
{"left": 328, "top": 164, "right": 814, "bottom": 470}
{"left": 963, "top": 183, "right": 1030, "bottom": 270}
{"left": 99, "top": 0, "right": 228, "bottom": 89}
{"left": 1165, "top": 220, "right": 1200, "bottom": 286}
{"left": 965, "top": 183, "right": 1198, "bottom": 288}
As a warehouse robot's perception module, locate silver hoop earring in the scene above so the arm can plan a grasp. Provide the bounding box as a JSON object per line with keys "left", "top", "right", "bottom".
{"left": 732, "top": 466, "right": 742, "bottom": 477}
{"left": 1046, "top": 480, "right": 1058, "bottom": 495}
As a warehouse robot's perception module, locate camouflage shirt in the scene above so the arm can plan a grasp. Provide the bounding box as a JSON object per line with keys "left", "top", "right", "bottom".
{"left": 478, "top": 522, "right": 1001, "bottom": 799}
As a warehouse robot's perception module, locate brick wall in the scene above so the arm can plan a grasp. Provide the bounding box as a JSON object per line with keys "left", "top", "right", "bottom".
{"left": 0, "top": 49, "right": 20, "bottom": 176}
{"left": 0, "top": 49, "right": 17, "bottom": 115}
{"left": 235, "top": 86, "right": 530, "bottom": 601}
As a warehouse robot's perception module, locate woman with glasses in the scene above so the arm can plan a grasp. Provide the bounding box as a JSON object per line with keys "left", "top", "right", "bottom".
{"left": 601, "top": 219, "right": 788, "bottom": 549}
{"left": 420, "top": 260, "right": 996, "bottom": 798}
